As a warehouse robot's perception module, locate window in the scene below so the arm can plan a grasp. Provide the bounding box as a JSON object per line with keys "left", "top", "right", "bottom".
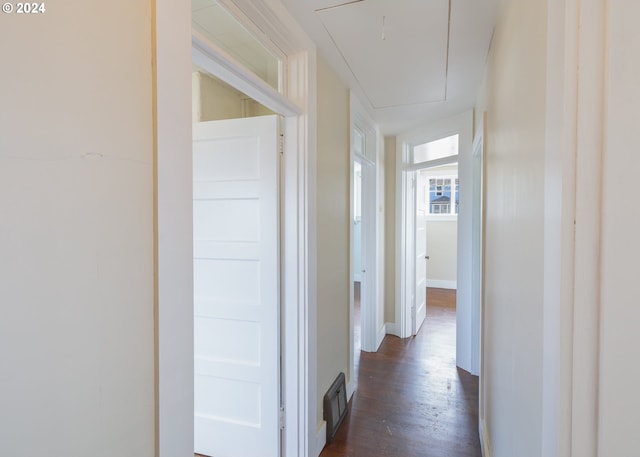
{"left": 192, "top": 0, "right": 283, "bottom": 91}
{"left": 413, "top": 134, "right": 459, "bottom": 164}
{"left": 428, "top": 176, "right": 458, "bottom": 215}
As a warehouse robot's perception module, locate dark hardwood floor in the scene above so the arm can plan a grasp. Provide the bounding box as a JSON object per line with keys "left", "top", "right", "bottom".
{"left": 196, "top": 288, "right": 479, "bottom": 457}
{"left": 320, "top": 288, "right": 481, "bottom": 457}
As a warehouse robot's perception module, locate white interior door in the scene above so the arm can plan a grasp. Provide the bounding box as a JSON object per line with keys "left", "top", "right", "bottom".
{"left": 193, "top": 115, "right": 280, "bottom": 457}
{"left": 413, "top": 172, "right": 428, "bottom": 335}
{"left": 358, "top": 158, "right": 377, "bottom": 352}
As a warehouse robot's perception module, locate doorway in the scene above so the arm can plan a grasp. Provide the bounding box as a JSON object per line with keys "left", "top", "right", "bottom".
{"left": 353, "top": 160, "right": 363, "bottom": 371}
{"left": 403, "top": 135, "right": 459, "bottom": 338}
{"left": 181, "top": 1, "right": 310, "bottom": 455}
{"left": 396, "top": 111, "right": 479, "bottom": 376}
{"left": 192, "top": 100, "right": 281, "bottom": 457}
{"left": 192, "top": 65, "right": 283, "bottom": 457}
{"left": 349, "top": 98, "right": 382, "bottom": 397}
{"left": 417, "top": 163, "right": 460, "bottom": 334}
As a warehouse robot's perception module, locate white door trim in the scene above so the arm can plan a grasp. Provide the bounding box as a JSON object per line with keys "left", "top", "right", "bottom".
{"left": 471, "top": 114, "right": 485, "bottom": 379}
{"left": 192, "top": 31, "right": 301, "bottom": 117}
{"left": 352, "top": 154, "right": 375, "bottom": 353}
{"left": 395, "top": 111, "right": 474, "bottom": 360}
{"left": 541, "top": 0, "right": 604, "bottom": 456}
{"left": 349, "top": 94, "right": 382, "bottom": 393}
{"left": 154, "top": 2, "right": 194, "bottom": 455}
{"left": 154, "top": 1, "right": 317, "bottom": 456}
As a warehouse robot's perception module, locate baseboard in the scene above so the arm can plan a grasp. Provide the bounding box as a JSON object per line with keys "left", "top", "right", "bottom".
{"left": 426, "top": 279, "right": 457, "bottom": 289}
{"left": 346, "top": 379, "right": 355, "bottom": 401}
{"left": 314, "top": 421, "right": 327, "bottom": 457}
{"left": 479, "top": 417, "right": 492, "bottom": 457}
{"left": 385, "top": 322, "right": 400, "bottom": 337}
{"left": 376, "top": 324, "right": 386, "bottom": 349}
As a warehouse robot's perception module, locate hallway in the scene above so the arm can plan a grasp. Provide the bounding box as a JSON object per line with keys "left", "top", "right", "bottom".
{"left": 320, "top": 289, "right": 481, "bottom": 457}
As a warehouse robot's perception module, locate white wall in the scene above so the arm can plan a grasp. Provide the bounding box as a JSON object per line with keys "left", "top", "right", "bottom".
{"left": 426, "top": 220, "right": 458, "bottom": 287}
{"left": 315, "top": 55, "right": 350, "bottom": 426}
{"left": 193, "top": 71, "right": 243, "bottom": 121}
{"left": 0, "top": 2, "right": 155, "bottom": 455}
{"left": 422, "top": 164, "right": 459, "bottom": 289}
{"left": 384, "top": 136, "right": 397, "bottom": 324}
{"left": 475, "top": 0, "right": 547, "bottom": 455}
{"left": 156, "top": 0, "right": 194, "bottom": 455}
{"left": 598, "top": 2, "right": 640, "bottom": 454}
{"left": 192, "top": 71, "right": 274, "bottom": 122}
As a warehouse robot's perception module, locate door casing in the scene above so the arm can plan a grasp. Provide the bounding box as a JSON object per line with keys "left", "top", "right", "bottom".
{"left": 154, "top": 1, "right": 318, "bottom": 455}
{"left": 395, "top": 111, "right": 477, "bottom": 375}
{"left": 348, "top": 94, "right": 383, "bottom": 399}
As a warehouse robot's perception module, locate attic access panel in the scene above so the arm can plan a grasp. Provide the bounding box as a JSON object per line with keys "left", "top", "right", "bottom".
{"left": 317, "top": 0, "right": 450, "bottom": 108}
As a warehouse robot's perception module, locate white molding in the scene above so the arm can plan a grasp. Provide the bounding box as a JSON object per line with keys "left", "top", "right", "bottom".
{"left": 182, "top": 5, "right": 316, "bottom": 457}
{"left": 479, "top": 417, "right": 492, "bottom": 457}
{"left": 346, "top": 380, "right": 355, "bottom": 401}
{"left": 376, "top": 324, "right": 386, "bottom": 349}
{"left": 542, "top": 0, "right": 605, "bottom": 456}
{"left": 570, "top": 1, "right": 604, "bottom": 456}
{"left": 349, "top": 90, "right": 381, "bottom": 421}
{"left": 426, "top": 279, "right": 457, "bottom": 290}
{"left": 155, "top": 0, "right": 194, "bottom": 455}
{"left": 470, "top": 113, "right": 484, "bottom": 379}
{"left": 314, "top": 425, "right": 326, "bottom": 457}
{"left": 396, "top": 140, "right": 413, "bottom": 339}
{"left": 313, "top": 421, "right": 327, "bottom": 457}
{"left": 191, "top": 31, "right": 302, "bottom": 117}
{"left": 227, "top": 0, "right": 313, "bottom": 56}
{"left": 385, "top": 322, "right": 400, "bottom": 337}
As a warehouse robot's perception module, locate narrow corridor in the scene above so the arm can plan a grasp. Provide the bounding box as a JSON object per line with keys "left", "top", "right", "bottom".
{"left": 320, "top": 289, "right": 481, "bottom": 457}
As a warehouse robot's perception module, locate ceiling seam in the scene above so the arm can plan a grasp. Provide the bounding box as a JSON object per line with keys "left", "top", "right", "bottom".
{"left": 314, "top": 0, "right": 365, "bottom": 13}
{"left": 319, "top": 20, "right": 377, "bottom": 110}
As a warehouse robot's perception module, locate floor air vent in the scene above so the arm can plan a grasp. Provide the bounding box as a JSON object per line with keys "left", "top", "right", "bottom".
{"left": 323, "top": 372, "right": 348, "bottom": 443}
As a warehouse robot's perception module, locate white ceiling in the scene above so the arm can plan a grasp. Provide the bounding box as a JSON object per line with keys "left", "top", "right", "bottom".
{"left": 281, "top": 0, "right": 501, "bottom": 135}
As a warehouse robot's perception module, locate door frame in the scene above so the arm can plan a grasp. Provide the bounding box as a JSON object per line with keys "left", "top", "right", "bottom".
{"left": 351, "top": 153, "right": 375, "bottom": 353}
{"left": 154, "top": 2, "right": 318, "bottom": 456}
{"left": 395, "top": 111, "right": 475, "bottom": 370}
{"left": 471, "top": 114, "right": 485, "bottom": 382}
{"left": 403, "top": 157, "right": 459, "bottom": 337}
{"left": 348, "top": 94, "right": 382, "bottom": 396}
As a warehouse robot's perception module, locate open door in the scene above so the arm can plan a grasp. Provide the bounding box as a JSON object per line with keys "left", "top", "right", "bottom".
{"left": 413, "top": 171, "right": 428, "bottom": 335}
{"left": 193, "top": 115, "right": 280, "bottom": 457}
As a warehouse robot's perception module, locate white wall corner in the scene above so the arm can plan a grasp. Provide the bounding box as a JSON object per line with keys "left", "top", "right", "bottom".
{"left": 385, "top": 322, "right": 400, "bottom": 337}
{"left": 314, "top": 421, "right": 327, "bottom": 457}
{"left": 376, "top": 324, "right": 386, "bottom": 349}
{"left": 479, "top": 418, "right": 492, "bottom": 457}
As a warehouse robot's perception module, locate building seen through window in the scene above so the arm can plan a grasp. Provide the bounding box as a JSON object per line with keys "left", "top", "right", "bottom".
{"left": 428, "top": 176, "right": 459, "bottom": 215}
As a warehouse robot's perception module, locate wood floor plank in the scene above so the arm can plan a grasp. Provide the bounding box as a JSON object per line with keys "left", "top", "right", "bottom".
{"left": 196, "top": 288, "right": 479, "bottom": 457}
{"left": 320, "top": 288, "right": 481, "bottom": 457}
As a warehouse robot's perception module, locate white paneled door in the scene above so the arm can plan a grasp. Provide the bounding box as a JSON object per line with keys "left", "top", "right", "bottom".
{"left": 193, "top": 115, "right": 280, "bottom": 457}
{"left": 414, "top": 172, "right": 428, "bottom": 335}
